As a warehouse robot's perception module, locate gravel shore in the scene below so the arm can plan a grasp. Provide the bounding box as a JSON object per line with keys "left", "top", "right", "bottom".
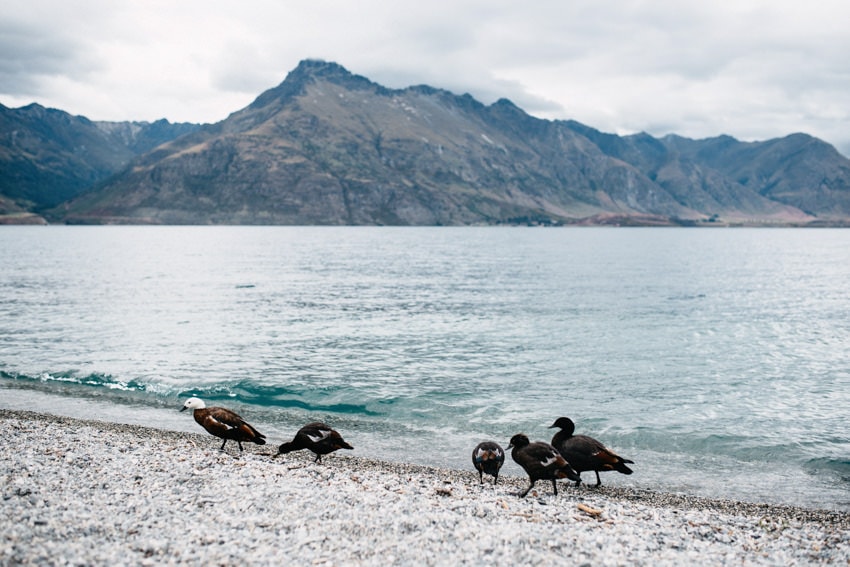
{"left": 2, "top": 409, "right": 848, "bottom": 565}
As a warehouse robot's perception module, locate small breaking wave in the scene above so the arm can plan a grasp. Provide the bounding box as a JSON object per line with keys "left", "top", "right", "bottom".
{"left": 0, "top": 371, "right": 383, "bottom": 417}
{"left": 1, "top": 370, "right": 149, "bottom": 392}
{"left": 177, "top": 381, "right": 382, "bottom": 416}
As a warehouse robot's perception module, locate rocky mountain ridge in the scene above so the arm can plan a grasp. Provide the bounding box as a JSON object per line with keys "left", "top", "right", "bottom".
{"left": 0, "top": 103, "right": 199, "bottom": 223}
{"left": 4, "top": 59, "right": 850, "bottom": 225}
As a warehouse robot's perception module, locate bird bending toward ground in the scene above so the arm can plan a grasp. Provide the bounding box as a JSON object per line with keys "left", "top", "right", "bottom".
{"left": 549, "top": 416, "right": 633, "bottom": 487}
{"left": 180, "top": 397, "right": 266, "bottom": 452}
{"left": 472, "top": 441, "right": 505, "bottom": 485}
{"left": 508, "top": 433, "right": 580, "bottom": 497}
{"left": 277, "top": 422, "right": 353, "bottom": 463}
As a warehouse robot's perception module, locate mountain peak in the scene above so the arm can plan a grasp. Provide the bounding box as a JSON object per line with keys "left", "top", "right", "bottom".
{"left": 289, "top": 59, "right": 353, "bottom": 79}
{"left": 249, "top": 59, "right": 380, "bottom": 110}
{"left": 6, "top": 60, "right": 850, "bottom": 226}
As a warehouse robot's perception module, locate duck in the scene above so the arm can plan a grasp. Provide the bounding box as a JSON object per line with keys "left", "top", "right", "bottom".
{"left": 549, "top": 416, "right": 634, "bottom": 487}
{"left": 507, "top": 433, "right": 580, "bottom": 497}
{"left": 180, "top": 397, "right": 266, "bottom": 452}
{"left": 277, "top": 422, "right": 353, "bottom": 463}
{"left": 472, "top": 441, "right": 505, "bottom": 485}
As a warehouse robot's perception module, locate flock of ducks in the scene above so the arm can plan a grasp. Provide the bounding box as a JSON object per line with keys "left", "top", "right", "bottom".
{"left": 180, "top": 397, "right": 353, "bottom": 461}
{"left": 473, "top": 419, "right": 634, "bottom": 498}
{"left": 180, "top": 396, "right": 634, "bottom": 497}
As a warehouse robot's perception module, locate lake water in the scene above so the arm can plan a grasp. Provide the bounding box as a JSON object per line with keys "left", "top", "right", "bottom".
{"left": 1, "top": 226, "right": 848, "bottom": 510}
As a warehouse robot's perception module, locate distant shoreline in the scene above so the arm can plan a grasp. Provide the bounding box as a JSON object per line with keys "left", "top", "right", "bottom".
{"left": 3, "top": 409, "right": 848, "bottom": 564}
{"left": 4, "top": 217, "right": 850, "bottom": 227}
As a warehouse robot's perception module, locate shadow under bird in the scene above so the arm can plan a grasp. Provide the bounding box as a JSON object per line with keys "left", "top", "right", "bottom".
{"left": 180, "top": 397, "right": 267, "bottom": 452}
{"left": 472, "top": 441, "right": 505, "bottom": 485}
{"left": 508, "top": 433, "right": 580, "bottom": 498}
{"left": 549, "top": 416, "right": 634, "bottom": 487}
{"left": 277, "top": 422, "right": 353, "bottom": 463}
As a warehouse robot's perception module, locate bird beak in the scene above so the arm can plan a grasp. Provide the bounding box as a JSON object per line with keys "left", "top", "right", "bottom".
{"left": 180, "top": 406, "right": 187, "bottom": 412}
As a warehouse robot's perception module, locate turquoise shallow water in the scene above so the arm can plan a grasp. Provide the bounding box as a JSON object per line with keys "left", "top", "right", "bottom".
{"left": 1, "top": 226, "right": 849, "bottom": 510}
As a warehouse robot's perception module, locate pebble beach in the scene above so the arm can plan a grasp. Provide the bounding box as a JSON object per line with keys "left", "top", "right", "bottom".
{"left": 3, "top": 409, "right": 849, "bottom": 566}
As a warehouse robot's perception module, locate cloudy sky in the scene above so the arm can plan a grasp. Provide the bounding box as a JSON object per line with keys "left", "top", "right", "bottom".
{"left": 3, "top": 0, "right": 850, "bottom": 155}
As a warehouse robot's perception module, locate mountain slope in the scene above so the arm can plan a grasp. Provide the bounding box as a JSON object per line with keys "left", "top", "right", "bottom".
{"left": 51, "top": 61, "right": 698, "bottom": 225}
{"left": 0, "top": 103, "right": 199, "bottom": 216}
{"left": 14, "top": 59, "right": 850, "bottom": 225}
{"left": 662, "top": 133, "right": 850, "bottom": 218}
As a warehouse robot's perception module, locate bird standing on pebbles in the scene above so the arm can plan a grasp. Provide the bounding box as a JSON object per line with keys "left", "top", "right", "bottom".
{"left": 180, "top": 397, "right": 267, "bottom": 452}
{"left": 472, "top": 441, "right": 505, "bottom": 485}
{"left": 508, "top": 433, "right": 580, "bottom": 498}
{"left": 549, "top": 416, "right": 634, "bottom": 487}
{"left": 277, "top": 422, "right": 353, "bottom": 463}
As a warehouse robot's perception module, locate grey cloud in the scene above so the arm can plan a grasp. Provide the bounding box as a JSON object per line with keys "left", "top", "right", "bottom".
{"left": 2, "top": 0, "right": 850, "bottom": 156}
{"left": 209, "top": 41, "right": 282, "bottom": 95}
{"left": 0, "top": 21, "right": 100, "bottom": 96}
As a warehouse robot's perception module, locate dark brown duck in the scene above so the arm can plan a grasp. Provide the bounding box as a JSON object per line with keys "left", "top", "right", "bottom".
{"left": 472, "top": 441, "right": 505, "bottom": 485}
{"left": 277, "top": 422, "right": 354, "bottom": 463}
{"left": 180, "top": 397, "right": 266, "bottom": 452}
{"left": 507, "top": 433, "right": 580, "bottom": 497}
{"left": 549, "top": 416, "right": 634, "bottom": 487}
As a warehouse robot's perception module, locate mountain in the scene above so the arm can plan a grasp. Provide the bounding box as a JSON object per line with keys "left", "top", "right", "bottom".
{"left": 7, "top": 59, "right": 850, "bottom": 225}
{"left": 660, "top": 133, "right": 850, "bottom": 219}
{"left": 0, "top": 103, "right": 200, "bottom": 222}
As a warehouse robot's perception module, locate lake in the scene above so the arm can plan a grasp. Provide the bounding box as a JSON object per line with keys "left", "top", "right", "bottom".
{"left": 1, "top": 225, "right": 848, "bottom": 510}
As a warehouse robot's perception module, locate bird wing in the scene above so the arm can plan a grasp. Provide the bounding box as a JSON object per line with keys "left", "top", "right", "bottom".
{"left": 590, "top": 446, "right": 621, "bottom": 464}
{"left": 206, "top": 407, "right": 245, "bottom": 430}
{"left": 567, "top": 435, "right": 630, "bottom": 470}
{"left": 196, "top": 410, "right": 239, "bottom": 438}
{"left": 303, "top": 425, "right": 333, "bottom": 443}
{"left": 528, "top": 443, "right": 567, "bottom": 468}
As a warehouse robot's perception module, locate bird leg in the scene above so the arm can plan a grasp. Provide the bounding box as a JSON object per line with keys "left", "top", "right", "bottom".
{"left": 594, "top": 471, "right": 602, "bottom": 487}
{"left": 220, "top": 439, "right": 227, "bottom": 451}
{"left": 519, "top": 480, "right": 535, "bottom": 498}
{"left": 238, "top": 441, "right": 244, "bottom": 452}
{"left": 551, "top": 479, "right": 558, "bottom": 496}
{"left": 314, "top": 454, "right": 322, "bottom": 463}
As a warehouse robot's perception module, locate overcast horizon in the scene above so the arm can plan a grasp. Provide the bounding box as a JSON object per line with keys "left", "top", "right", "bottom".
{"left": 3, "top": 1, "right": 849, "bottom": 156}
